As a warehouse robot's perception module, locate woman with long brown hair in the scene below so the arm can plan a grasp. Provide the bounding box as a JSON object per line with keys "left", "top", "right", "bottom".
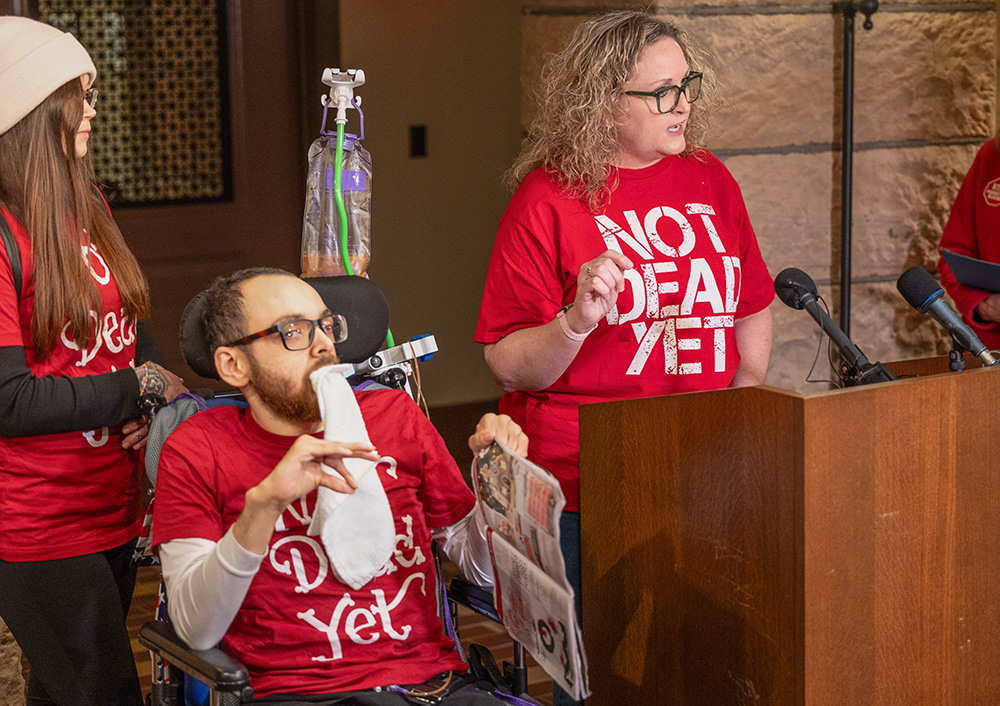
{"left": 476, "top": 12, "right": 774, "bottom": 704}
{"left": 0, "top": 16, "right": 185, "bottom": 705}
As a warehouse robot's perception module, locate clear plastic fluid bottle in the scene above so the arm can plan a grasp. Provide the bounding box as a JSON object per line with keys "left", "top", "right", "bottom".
{"left": 301, "top": 134, "right": 372, "bottom": 277}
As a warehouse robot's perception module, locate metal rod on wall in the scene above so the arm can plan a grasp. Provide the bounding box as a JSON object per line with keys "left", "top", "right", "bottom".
{"left": 835, "top": 0, "right": 878, "bottom": 337}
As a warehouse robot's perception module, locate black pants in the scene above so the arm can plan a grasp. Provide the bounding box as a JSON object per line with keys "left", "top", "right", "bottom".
{"left": 0, "top": 537, "right": 143, "bottom": 706}
{"left": 251, "top": 672, "right": 507, "bottom": 705}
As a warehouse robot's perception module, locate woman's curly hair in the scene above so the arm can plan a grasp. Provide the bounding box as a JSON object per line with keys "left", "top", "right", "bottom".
{"left": 505, "top": 10, "right": 721, "bottom": 213}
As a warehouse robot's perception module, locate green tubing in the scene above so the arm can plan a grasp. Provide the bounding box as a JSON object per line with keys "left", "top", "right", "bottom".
{"left": 334, "top": 122, "right": 351, "bottom": 277}
{"left": 335, "top": 121, "right": 395, "bottom": 350}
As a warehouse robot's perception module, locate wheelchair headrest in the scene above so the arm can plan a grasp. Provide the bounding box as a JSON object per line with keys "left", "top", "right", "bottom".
{"left": 179, "top": 275, "right": 391, "bottom": 380}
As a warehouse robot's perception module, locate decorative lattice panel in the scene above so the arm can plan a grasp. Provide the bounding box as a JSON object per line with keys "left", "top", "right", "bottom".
{"left": 41, "top": 0, "right": 232, "bottom": 205}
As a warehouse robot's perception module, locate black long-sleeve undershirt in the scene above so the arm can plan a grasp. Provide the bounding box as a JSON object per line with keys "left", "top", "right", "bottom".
{"left": 0, "top": 321, "right": 162, "bottom": 438}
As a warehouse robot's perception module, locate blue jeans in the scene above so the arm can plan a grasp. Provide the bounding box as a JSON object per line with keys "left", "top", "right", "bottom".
{"left": 553, "top": 511, "right": 583, "bottom": 706}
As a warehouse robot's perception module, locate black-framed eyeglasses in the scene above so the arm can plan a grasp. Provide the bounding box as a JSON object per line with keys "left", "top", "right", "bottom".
{"left": 624, "top": 72, "right": 702, "bottom": 114}
{"left": 85, "top": 87, "right": 99, "bottom": 108}
{"left": 223, "top": 313, "right": 348, "bottom": 351}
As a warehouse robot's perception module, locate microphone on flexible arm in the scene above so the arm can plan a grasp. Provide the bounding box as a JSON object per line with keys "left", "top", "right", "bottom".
{"left": 774, "top": 267, "right": 897, "bottom": 386}
{"left": 896, "top": 266, "right": 998, "bottom": 368}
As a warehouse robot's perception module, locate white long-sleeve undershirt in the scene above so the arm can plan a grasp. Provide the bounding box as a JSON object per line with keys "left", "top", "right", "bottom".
{"left": 159, "top": 506, "right": 493, "bottom": 650}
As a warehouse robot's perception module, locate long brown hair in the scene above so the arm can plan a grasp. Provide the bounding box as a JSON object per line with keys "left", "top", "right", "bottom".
{"left": 506, "top": 10, "right": 721, "bottom": 213}
{"left": 0, "top": 78, "right": 149, "bottom": 357}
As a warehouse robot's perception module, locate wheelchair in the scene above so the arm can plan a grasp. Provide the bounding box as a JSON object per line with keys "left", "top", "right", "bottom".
{"left": 138, "top": 275, "right": 533, "bottom": 705}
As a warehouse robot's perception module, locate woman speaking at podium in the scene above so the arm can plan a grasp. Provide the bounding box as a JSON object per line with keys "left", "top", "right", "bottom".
{"left": 476, "top": 12, "right": 774, "bottom": 703}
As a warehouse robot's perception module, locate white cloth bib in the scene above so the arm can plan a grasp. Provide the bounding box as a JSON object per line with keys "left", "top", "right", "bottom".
{"left": 307, "top": 365, "right": 395, "bottom": 589}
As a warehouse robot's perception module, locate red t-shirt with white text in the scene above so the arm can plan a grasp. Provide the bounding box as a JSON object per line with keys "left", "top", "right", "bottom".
{"left": 152, "top": 391, "right": 475, "bottom": 696}
{"left": 475, "top": 153, "right": 774, "bottom": 510}
{"left": 938, "top": 138, "right": 1000, "bottom": 349}
{"left": 0, "top": 209, "right": 141, "bottom": 560}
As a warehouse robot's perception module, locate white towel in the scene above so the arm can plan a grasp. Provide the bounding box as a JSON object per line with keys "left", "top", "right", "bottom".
{"left": 307, "top": 364, "right": 395, "bottom": 589}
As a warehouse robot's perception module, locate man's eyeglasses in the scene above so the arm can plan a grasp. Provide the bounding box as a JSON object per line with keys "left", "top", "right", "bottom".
{"left": 624, "top": 72, "right": 702, "bottom": 114}
{"left": 85, "top": 87, "right": 99, "bottom": 108}
{"left": 223, "top": 314, "right": 348, "bottom": 351}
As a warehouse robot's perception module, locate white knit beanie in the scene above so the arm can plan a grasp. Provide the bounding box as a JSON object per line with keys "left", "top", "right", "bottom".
{"left": 0, "top": 16, "right": 97, "bottom": 135}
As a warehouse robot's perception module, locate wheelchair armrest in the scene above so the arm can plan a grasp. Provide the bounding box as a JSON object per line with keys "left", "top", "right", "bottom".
{"left": 138, "top": 620, "right": 251, "bottom": 694}
{"left": 448, "top": 577, "right": 500, "bottom": 624}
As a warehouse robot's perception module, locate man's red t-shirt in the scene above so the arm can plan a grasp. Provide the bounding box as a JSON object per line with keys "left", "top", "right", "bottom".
{"left": 152, "top": 390, "right": 475, "bottom": 696}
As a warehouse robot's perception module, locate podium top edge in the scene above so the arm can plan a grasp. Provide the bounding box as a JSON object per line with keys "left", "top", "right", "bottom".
{"left": 578, "top": 364, "right": 1000, "bottom": 410}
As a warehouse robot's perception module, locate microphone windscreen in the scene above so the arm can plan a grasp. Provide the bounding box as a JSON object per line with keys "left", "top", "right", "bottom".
{"left": 774, "top": 267, "right": 818, "bottom": 310}
{"left": 896, "top": 267, "right": 942, "bottom": 312}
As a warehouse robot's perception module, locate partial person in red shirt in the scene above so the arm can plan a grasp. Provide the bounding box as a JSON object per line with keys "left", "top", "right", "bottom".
{"left": 938, "top": 137, "right": 1000, "bottom": 351}
{"left": 0, "top": 16, "right": 186, "bottom": 706}
{"left": 153, "top": 268, "right": 528, "bottom": 703}
{"left": 476, "top": 13, "right": 774, "bottom": 704}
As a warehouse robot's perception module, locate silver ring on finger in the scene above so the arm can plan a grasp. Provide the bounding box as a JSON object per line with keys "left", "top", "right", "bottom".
{"left": 586, "top": 266, "right": 592, "bottom": 277}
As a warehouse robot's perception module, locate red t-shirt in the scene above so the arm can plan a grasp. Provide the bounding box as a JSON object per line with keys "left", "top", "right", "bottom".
{"left": 938, "top": 138, "right": 1000, "bottom": 349}
{"left": 151, "top": 390, "right": 475, "bottom": 697}
{"left": 476, "top": 153, "right": 774, "bottom": 510}
{"left": 0, "top": 209, "right": 141, "bottom": 560}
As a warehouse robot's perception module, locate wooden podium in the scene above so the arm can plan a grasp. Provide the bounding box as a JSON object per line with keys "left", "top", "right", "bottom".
{"left": 579, "top": 364, "right": 1000, "bottom": 705}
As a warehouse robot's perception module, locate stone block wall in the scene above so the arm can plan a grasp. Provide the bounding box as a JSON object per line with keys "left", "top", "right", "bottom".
{"left": 0, "top": 616, "right": 24, "bottom": 706}
{"left": 520, "top": 1, "right": 997, "bottom": 390}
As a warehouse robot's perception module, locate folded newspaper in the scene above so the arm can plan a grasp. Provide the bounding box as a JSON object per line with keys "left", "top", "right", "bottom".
{"left": 472, "top": 441, "right": 590, "bottom": 701}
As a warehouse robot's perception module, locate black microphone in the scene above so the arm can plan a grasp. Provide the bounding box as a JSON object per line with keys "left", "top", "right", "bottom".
{"left": 896, "top": 267, "right": 998, "bottom": 367}
{"left": 775, "top": 267, "right": 896, "bottom": 385}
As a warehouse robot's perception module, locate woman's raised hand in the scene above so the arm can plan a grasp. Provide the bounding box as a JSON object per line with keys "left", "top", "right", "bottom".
{"left": 568, "top": 250, "right": 634, "bottom": 333}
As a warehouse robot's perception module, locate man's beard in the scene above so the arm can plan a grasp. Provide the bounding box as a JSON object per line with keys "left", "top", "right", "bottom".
{"left": 246, "top": 353, "right": 339, "bottom": 425}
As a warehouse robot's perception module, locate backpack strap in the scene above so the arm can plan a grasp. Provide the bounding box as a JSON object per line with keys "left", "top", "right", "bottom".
{"left": 0, "top": 209, "right": 22, "bottom": 300}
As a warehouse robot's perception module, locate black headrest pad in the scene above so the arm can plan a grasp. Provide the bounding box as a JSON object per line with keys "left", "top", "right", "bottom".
{"left": 178, "top": 275, "right": 390, "bottom": 380}
{"left": 305, "top": 276, "right": 390, "bottom": 364}
{"left": 179, "top": 290, "right": 217, "bottom": 379}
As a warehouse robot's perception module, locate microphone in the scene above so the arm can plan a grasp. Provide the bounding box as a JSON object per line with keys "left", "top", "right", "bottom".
{"left": 896, "top": 267, "right": 998, "bottom": 367}
{"left": 775, "top": 267, "right": 896, "bottom": 385}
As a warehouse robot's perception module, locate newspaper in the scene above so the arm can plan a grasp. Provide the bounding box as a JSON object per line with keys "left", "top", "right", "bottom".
{"left": 472, "top": 440, "right": 590, "bottom": 701}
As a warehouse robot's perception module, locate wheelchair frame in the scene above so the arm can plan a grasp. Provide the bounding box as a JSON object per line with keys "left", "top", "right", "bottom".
{"left": 139, "top": 276, "right": 533, "bottom": 705}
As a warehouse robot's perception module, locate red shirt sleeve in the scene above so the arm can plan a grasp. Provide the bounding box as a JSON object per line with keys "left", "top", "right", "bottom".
{"left": 938, "top": 139, "right": 1000, "bottom": 335}
{"left": 410, "top": 403, "right": 475, "bottom": 529}
{"left": 0, "top": 208, "right": 29, "bottom": 348}
{"left": 475, "top": 175, "right": 568, "bottom": 344}
{"left": 152, "top": 422, "right": 227, "bottom": 546}
{"left": 359, "top": 389, "right": 475, "bottom": 530}
{"left": 715, "top": 158, "right": 774, "bottom": 318}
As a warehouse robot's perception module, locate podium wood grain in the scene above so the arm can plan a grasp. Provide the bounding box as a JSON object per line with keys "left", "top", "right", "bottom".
{"left": 579, "top": 365, "right": 1000, "bottom": 705}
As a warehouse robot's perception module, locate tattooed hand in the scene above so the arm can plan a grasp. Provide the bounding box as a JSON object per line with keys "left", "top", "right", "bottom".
{"left": 135, "top": 362, "right": 188, "bottom": 403}
{"left": 121, "top": 417, "right": 151, "bottom": 451}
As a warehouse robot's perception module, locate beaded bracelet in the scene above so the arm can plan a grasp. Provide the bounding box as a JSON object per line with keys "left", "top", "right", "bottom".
{"left": 139, "top": 364, "right": 150, "bottom": 395}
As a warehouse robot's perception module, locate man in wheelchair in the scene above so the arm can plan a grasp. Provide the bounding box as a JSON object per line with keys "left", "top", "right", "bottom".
{"left": 151, "top": 268, "right": 526, "bottom": 704}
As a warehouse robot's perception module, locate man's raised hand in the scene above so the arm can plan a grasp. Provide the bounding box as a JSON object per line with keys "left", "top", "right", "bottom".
{"left": 251, "top": 436, "right": 378, "bottom": 513}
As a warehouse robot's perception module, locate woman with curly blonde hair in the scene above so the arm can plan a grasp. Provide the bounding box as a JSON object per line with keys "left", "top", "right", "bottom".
{"left": 504, "top": 10, "right": 720, "bottom": 214}
{"left": 476, "top": 15, "right": 773, "bottom": 700}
